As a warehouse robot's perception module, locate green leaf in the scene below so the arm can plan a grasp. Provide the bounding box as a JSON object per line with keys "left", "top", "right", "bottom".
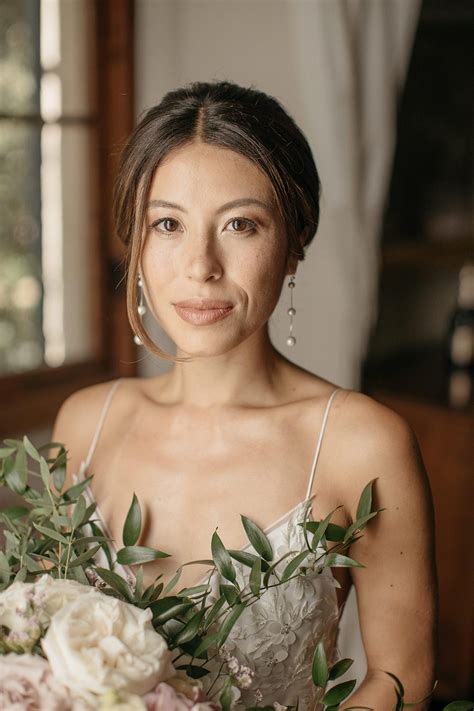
{"left": 249, "top": 556, "right": 262, "bottom": 596}
{"left": 356, "top": 478, "right": 377, "bottom": 519}
{"left": 63, "top": 475, "right": 94, "bottom": 502}
{"left": 240, "top": 514, "right": 273, "bottom": 561}
{"left": 68, "top": 544, "right": 102, "bottom": 568}
{"left": 323, "top": 553, "right": 365, "bottom": 569}
{"left": 221, "top": 584, "right": 240, "bottom": 606}
{"left": 219, "top": 679, "right": 234, "bottom": 711}
{"left": 116, "top": 545, "right": 170, "bottom": 566}
{"left": 23, "top": 436, "right": 41, "bottom": 462}
{"left": 161, "top": 567, "right": 183, "bottom": 595}
{"left": 262, "top": 549, "right": 298, "bottom": 588}
{"left": 383, "top": 670, "right": 404, "bottom": 697}
{"left": 94, "top": 566, "right": 133, "bottom": 600}
{"left": 4, "top": 454, "right": 27, "bottom": 495}
{"left": 217, "top": 602, "right": 246, "bottom": 646}
{"left": 39, "top": 457, "right": 51, "bottom": 487}
{"left": 228, "top": 548, "right": 270, "bottom": 571}
{"left": 203, "top": 595, "right": 226, "bottom": 631}
{"left": 71, "top": 495, "right": 87, "bottom": 529}
{"left": 194, "top": 631, "right": 220, "bottom": 657}
{"left": 176, "top": 583, "right": 211, "bottom": 598}
{"left": 0, "top": 505, "right": 29, "bottom": 520}
{"left": 122, "top": 493, "right": 142, "bottom": 547}
{"left": 281, "top": 550, "right": 311, "bottom": 582}
{"left": 442, "top": 703, "right": 474, "bottom": 710}
{"left": 175, "top": 664, "right": 209, "bottom": 679}
{"left": 134, "top": 566, "right": 144, "bottom": 599}
{"left": 343, "top": 511, "right": 380, "bottom": 543}
{"left": 311, "top": 639, "right": 329, "bottom": 687}
{"left": 32, "top": 522, "right": 69, "bottom": 544}
{"left": 211, "top": 531, "right": 236, "bottom": 583}
{"left": 322, "top": 679, "right": 357, "bottom": 706}
{"left": 0, "top": 447, "right": 15, "bottom": 458}
{"left": 150, "top": 597, "right": 195, "bottom": 624}
{"left": 172, "top": 608, "right": 206, "bottom": 645}
{"left": 329, "top": 657, "right": 353, "bottom": 680}
{"left": 52, "top": 466, "right": 66, "bottom": 493}
{"left": 14, "top": 567, "right": 27, "bottom": 583}
{"left": 0, "top": 551, "right": 11, "bottom": 585}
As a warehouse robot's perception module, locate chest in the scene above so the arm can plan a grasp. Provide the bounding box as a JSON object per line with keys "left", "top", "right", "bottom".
{"left": 88, "top": 409, "right": 352, "bottom": 605}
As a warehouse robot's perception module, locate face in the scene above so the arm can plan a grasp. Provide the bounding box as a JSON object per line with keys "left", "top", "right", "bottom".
{"left": 140, "top": 140, "right": 295, "bottom": 358}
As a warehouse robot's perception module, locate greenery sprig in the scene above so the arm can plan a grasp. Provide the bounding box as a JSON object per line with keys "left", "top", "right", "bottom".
{"left": 0, "top": 436, "right": 466, "bottom": 711}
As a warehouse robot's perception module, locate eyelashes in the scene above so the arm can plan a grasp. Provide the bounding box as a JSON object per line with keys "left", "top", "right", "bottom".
{"left": 148, "top": 216, "right": 258, "bottom": 236}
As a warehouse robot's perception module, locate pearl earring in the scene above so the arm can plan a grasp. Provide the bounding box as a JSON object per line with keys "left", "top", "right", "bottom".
{"left": 133, "top": 274, "right": 147, "bottom": 346}
{"left": 286, "top": 274, "right": 296, "bottom": 347}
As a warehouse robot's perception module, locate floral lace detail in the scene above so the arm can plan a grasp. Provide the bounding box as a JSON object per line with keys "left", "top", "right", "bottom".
{"left": 199, "top": 502, "right": 341, "bottom": 710}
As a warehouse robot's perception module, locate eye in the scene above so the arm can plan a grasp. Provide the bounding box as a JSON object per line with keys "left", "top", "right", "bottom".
{"left": 150, "top": 217, "right": 180, "bottom": 234}
{"left": 226, "top": 217, "right": 257, "bottom": 234}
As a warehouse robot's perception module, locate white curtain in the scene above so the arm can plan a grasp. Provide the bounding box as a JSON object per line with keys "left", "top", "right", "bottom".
{"left": 135, "top": 0, "right": 422, "bottom": 689}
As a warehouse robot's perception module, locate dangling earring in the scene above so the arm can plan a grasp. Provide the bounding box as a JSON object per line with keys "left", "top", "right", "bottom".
{"left": 286, "top": 274, "right": 296, "bottom": 347}
{"left": 133, "top": 274, "right": 147, "bottom": 346}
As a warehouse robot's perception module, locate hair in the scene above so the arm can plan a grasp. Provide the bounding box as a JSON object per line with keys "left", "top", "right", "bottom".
{"left": 112, "top": 79, "right": 322, "bottom": 363}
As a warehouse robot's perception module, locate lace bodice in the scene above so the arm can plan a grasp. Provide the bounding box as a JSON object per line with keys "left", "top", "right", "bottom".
{"left": 71, "top": 379, "right": 344, "bottom": 709}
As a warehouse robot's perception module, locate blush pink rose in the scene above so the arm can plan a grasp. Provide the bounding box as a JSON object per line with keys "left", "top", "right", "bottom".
{"left": 0, "top": 653, "right": 88, "bottom": 710}
{"left": 143, "top": 681, "right": 221, "bottom": 711}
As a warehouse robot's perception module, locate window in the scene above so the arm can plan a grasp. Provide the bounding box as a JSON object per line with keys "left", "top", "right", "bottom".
{"left": 0, "top": 0, "right": 136, "bottom": 437}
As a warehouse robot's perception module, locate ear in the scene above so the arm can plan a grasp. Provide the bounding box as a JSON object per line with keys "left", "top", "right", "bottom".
{"left": 285, "top": 227, "right": 308, "bottom": 275}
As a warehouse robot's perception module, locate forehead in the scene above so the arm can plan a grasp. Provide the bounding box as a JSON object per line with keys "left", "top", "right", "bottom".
{"left": 148, "top": 141, "right": 276, "bottom": 207}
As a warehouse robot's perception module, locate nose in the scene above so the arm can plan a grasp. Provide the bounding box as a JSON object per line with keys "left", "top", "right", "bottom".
{"left": 184, "top": 234, "right": 223, "bottom": 282}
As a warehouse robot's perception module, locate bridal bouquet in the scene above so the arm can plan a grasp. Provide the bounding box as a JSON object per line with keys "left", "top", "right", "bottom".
{"left": 0, "top": 436, "right": 458, "bottom": 710}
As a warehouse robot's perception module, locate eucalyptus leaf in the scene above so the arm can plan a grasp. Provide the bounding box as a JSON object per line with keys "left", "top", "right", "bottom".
{"left": 203, "top": 595, "right": 226, "bottom": 631}
{"left": 281, "top": 550, "right": 311, "bottom": 582}
{"left": 323, "top": 553, "right": 365, "bottom": 569}
{"left": 217, "top": 602, "right": 246, "bottom": 646}
{"left": 122, "top": 493, "right": 142, "bottom": 547}
{"left": 194, "top": 631, "right": 220, "bottom": 657}
{"left": 176, "top": 583, "right": 211, "bottom": 598}
{"left": 172, "top": 608, "right": 206, "bottom": 645}
{"left": 0, "top": 447, "right": 15, "bottom": 458}
{"left": 116, "top": 545, "right": 170, "bottom": 566}
{"left": 311, "top": 639, "right": 328, "bottom": 687}
{"left": 221, "top": 584, "right": 240, "bottom": 606}
{"left": 23, "top": 436, "right": 41, "bottom": 462}
{"left": 161, "top": 567, "right": 183, "bottom": 596}
{"left": 94, "top": 566, "right": 133, "bottom": 601}
{"left": 63, "top": 475, "right": 94, "bottom": 502}
{"left": 228, "top": 549, "right": 270, "bottom": 571}
{"left": 32, "top": 523, "right": 69, "bottom": 544}
{"left": 67, "top": 544, "right": 102, "bottom": 568}
{"left": 0, "top": 505, "right": 29, "bottom": 520}
{"left": 356, "top": 478, "right": 377, "bottom": 519}
{"left": 71, "top": 495, "right": 87, "bottom": 529}
{"left": 39, "top": 457, "right": 51, "bottom": 487}
{"left": 322, "top": 679, "right": 357, "bottom": 706}
{"left": 240, "top": 514, "right": 273, "bottom": 561}
{"left": 328, "top": 657, "right": 353, "bottom": 680}
{"left": 442, "top": 703, "right": 474, "bottom": 710}
{"left": 249, "top": 556, "right": 262, "bottom": 596}
{"left": 343, "top": 511, "right": 380, "bottom": 543}
{"left": 211, "top": 531, "right": 236, "bottom": 583}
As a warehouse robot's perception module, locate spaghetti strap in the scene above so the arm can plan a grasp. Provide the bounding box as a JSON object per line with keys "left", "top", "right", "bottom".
{"left": 84, "top": 378, "right": 124, "bottom": 470}
{"left": 305, "top": 387, "right": 342, "bottom": 500}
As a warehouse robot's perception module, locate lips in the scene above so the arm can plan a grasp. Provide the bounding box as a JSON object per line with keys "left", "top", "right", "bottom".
{"left": 174, "top": 298, "right": 234, "bottom": 309}
{"left": 173, "top": 300, "right": 234, "bottom": 325}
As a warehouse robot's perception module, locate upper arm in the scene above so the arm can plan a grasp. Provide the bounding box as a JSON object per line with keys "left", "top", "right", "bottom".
{"left": 340, "top": 391, "right": 438, "bottom": 698}
{"left": 50, "top": 383, "right": 110, "bottom": 490}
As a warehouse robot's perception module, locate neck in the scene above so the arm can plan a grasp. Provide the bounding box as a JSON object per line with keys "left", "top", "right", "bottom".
{"left": 158, "top": 326, "right": 293, "bottom": 409}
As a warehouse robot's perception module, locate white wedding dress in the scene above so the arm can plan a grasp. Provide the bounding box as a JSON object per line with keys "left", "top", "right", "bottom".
{"left": 72, "top": 379, "right": 344, "bottom": 709}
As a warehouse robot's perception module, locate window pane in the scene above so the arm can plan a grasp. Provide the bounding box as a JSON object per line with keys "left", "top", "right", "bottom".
{"left": 0, "top": 0, "right": 41, "bottom": 115}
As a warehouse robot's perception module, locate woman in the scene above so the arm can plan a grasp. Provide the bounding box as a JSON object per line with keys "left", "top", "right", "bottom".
{"left": 53, "top": 80, "right": 437, "bottom": 709}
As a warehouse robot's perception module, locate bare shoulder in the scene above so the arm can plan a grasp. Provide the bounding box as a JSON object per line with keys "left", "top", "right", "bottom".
{"left": 330, "top": 389, "right": 430, "bottom": 522}
{"left": 51, "top": 377, "right": 140, "bottom": 487}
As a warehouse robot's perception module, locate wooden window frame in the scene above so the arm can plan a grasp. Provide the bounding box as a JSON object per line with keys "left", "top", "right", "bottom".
{"left": 0, "top": 0, "right": 137, "bottom": 438}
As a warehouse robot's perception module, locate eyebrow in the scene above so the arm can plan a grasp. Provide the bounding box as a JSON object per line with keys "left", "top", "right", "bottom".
{"left": 146, "top": 197, "right": 273, "bottom": 215}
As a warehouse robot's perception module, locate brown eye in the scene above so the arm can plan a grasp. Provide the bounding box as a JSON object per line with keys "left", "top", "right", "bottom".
{"left": 227, "top": 217, "right": 256, "bottom": 234}
{"left": 151, "top": 218, "right": 179, "bottom": 233}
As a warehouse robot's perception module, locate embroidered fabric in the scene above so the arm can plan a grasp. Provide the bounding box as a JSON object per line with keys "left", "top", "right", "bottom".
{"left": 71, "top": 379, "right": 344, "bottom": 710}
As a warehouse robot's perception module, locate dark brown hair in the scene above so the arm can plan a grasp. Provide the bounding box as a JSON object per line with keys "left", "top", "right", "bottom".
{"left": 113, "top": 79, "right": 322, "bottom": 362}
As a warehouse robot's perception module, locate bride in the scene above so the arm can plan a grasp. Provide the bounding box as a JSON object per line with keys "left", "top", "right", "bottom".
{"left": 52, "top": 80, "right": 437, "bottom": 709}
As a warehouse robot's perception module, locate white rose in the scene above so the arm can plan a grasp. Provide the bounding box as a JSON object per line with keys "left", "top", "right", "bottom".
{"left": 33, "top": 576, "right": 90, "bottom": 622}
{"left": 0, "top": 577, "right": 90, "bottom": 652}
{"left": 42, "top": 589, "right": 175, "bottom": 697}
{"left": 0, "top": 582, "right": 41, "bottom": 652}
